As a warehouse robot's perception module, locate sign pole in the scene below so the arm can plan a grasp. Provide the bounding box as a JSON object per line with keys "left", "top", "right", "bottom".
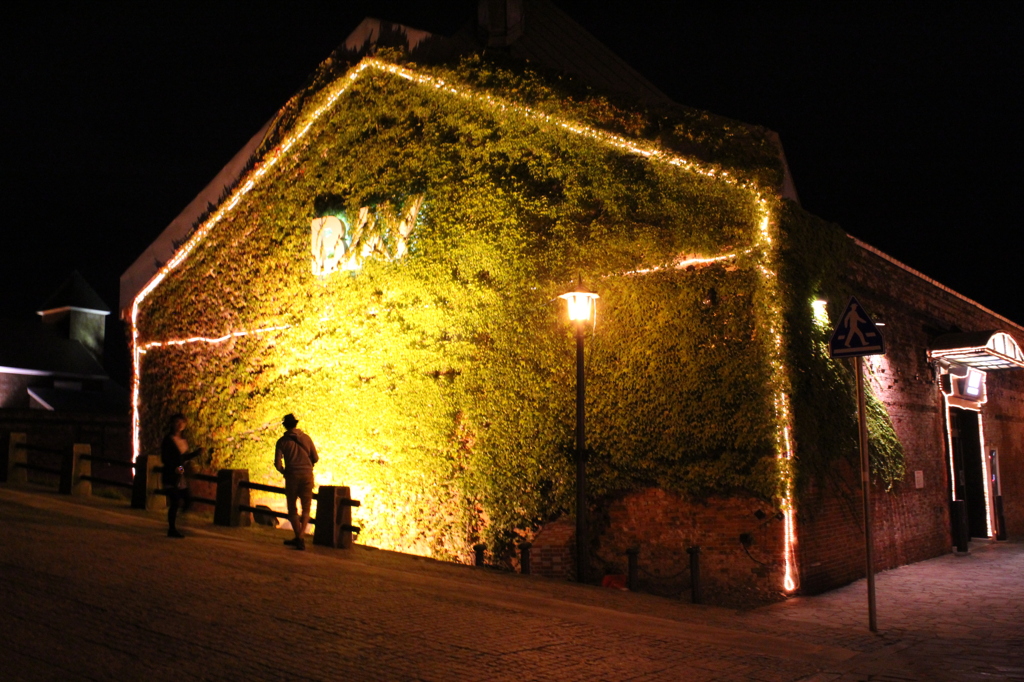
{"left": 829, "top": 295, "right": 885, "bottom": 633}
{"left": 855, "top": 355, "right": 878, "bottom": 633}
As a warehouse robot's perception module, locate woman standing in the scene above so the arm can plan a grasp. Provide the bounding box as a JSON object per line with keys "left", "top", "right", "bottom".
{"left": 161, "top": 413, "right": 206, "bottom": 538}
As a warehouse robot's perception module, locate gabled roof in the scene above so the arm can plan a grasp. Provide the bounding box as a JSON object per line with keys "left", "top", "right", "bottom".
{"left": 39, "top": 270, "right": 110, "bottom": 315}
{"left": 0, "top": 318, "right": 108, "bottom": 379}
{"left": 499, "top": 0, "right": 672, "bottom": 105}
{"left": 119, "top": 1, "right": 794, "bottom": 314}
{"left": 119, "top": 120, "right": 273, "bottom": 312}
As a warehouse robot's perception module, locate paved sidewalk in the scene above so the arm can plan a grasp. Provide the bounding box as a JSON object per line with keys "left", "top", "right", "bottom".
{"left": 1, "top": 486, "right": 1022, "bottom": 681}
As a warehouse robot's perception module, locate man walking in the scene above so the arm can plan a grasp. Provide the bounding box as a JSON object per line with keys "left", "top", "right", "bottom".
{"left": 275, "top": 413, "right": 319, "bottom": 550}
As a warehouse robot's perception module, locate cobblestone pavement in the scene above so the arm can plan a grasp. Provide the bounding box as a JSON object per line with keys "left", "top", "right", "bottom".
{"left": 1, "top": 486, "right": 1022, "bottom": 681}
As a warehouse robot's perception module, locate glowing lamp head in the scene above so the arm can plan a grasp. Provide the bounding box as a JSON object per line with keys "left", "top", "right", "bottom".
{"left": 559, "top": 286, "right": 599, "bottom": 322}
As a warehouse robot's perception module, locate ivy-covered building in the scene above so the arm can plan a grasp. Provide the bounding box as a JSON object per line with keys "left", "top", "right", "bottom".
{"left": 121, "top": 2, "right": 1024, "bottom": 603}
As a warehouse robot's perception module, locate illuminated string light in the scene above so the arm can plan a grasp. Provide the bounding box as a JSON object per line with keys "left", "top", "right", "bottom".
{"left": 942, "top": 393, "right": 958, "bottom": 501}
{"left": 140, "top": 324, "right": 292, "bottom": 352}
{"left": 619, "top": 250, "right": 746, "bottom": 277}
{"left": 128, "top": 56, "right": 799, "bottom": 590}
{"left": 977, "top": 411, "right": 994, "bottom": 537}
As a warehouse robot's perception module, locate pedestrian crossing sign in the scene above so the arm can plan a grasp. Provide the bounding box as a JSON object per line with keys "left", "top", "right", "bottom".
{"left": 829, "top": 296, "right": 886, "bottom": 358}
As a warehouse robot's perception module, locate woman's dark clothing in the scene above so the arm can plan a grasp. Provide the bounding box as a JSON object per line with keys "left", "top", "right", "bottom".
{"left": 160, "top": 434, "right": 201, "bottom": 486}
{"left": 161, "top": 434, "right": 201, "bottom": 534}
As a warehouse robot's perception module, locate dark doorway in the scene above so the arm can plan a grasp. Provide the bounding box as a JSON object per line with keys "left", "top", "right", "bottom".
{"left": 949, "top": 408, "right": 989, "bottom": 538}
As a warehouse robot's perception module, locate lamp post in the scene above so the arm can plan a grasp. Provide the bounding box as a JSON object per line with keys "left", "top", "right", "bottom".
{"left": 559, "top": 284, "right": 599, "bottom": 583}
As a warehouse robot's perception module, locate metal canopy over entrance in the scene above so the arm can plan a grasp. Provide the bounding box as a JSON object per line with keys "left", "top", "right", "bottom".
{"left": 929, "top": 330, "right": 1024, "bottom": 370}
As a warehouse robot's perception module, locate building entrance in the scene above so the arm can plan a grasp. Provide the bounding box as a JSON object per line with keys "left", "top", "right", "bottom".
{"left": 949, "top": 408, "right": 989, "bottom": 538}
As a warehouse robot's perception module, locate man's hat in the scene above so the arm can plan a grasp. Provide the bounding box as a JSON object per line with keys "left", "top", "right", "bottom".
{"left": 282, "top": 413, "right": 299, "bottom": 428}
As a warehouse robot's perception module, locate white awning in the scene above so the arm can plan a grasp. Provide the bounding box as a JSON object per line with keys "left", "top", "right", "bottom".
{"left": 929, "top": 331, "right": 1024, "bottom": 370}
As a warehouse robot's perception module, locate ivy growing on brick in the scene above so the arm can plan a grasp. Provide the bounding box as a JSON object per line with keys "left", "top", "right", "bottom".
{"left": 134, "top": 52, "right": 903, "bottom": 562}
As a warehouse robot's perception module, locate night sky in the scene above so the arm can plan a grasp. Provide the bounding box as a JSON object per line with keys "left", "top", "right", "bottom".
{"left": 3, "top": 2, "right": 1021, "bottom": 385}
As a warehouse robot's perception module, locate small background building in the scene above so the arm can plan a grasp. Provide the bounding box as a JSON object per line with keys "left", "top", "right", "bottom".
{"left": 1, "top": 271, "right": 130, "bottom": 486}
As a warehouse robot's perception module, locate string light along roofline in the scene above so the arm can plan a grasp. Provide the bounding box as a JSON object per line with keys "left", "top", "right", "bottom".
{"left": 128, "top": 55, "right": 798, "bottom": 592}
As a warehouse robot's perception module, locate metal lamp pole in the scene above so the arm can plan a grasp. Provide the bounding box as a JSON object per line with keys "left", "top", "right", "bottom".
{"left": 574, "top": 317, "right": 587, "bottom": 584}
{"left": 560, "top": 284, "right": 599, "bottom": 584}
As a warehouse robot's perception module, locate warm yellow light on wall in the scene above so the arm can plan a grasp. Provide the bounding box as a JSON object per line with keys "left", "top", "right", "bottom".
{"left": 128, "top": 55, "right": 802, "bottom": 593}
{"left": 812, "top": 298, "right": 829, "bottom": 326}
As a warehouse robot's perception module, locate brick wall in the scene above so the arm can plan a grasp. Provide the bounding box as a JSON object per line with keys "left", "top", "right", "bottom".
{"left": 798, "top": 242, "right": 1024, "bottom": 593}
{"left": 982, "top": 373, "right": 1024, "bottom": 538}
{"left": 531, "top": 489, "right": 786, "bottom": 605}
{"left": 530, "top": 519, "right": 574, "bottom": 579}
{"left": 531, "top": 241, "right": 1024, "bottom": 603}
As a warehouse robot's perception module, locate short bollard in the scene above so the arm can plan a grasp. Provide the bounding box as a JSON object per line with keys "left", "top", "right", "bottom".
{"left": 687, "top": 545, "right": 702, "bottom": 604}
{"left": 473, "top": 543, "right": 487, "bottom": 567}
{"left": 5, "top": 433, "right": 28, "bottom": 484}
{"left": 519, "top": 542, "right": 532, "bottom": 575}
{"left": 626, "top": 547, "right": 639, "bottom": 592}
{"left": 313, "top": 485, "right": 360, "bottom": 549}
{"left": 214, "top": 469, "right": 251, "bottom": 527}
{"left": 70, "top": 444, "right": 91, "bottom": 497}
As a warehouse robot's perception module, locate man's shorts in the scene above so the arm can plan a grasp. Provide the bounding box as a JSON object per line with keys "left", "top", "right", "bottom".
{"left": 285, "top": 471, "right": 315, "bottom": 514}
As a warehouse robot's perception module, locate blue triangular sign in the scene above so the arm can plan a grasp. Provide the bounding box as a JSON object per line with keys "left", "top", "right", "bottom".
{"left": 829, "top": 296, "right": 886, "bottom": 358}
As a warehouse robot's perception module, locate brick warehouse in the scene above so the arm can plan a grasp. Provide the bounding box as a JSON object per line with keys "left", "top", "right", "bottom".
{"left": 119, "top": 2, "right": 1023, "bottom": 604}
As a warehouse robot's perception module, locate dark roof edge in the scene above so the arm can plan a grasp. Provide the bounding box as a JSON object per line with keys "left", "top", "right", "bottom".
{"left": 851, "top": 236, "right": 1024, "bottom": 334}
{"left": 119, "top": 117, "right": 275, "bottom": 314}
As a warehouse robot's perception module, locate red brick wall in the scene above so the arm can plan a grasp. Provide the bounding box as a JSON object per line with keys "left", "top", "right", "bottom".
{"left": 798, "top": 242, "right": 1024, "bottom": 592}
{"left": 982, "top": 373, "right": 1024, "bottom": 538}
{"left": 530, "top": 519, "right": 574, "bottom": 579}
{"left": 532, "top": 242, "right": 1024, "bottom": 602}
{"left": 531, "top": 490, "right": 786, "bottom": 605}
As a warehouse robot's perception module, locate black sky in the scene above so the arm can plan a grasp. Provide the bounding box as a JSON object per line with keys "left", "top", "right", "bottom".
{"left": 3, "top": 2, "right": 1022, "bottom": 384}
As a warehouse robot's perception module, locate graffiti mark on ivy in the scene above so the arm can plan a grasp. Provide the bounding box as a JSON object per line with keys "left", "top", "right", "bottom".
{"left": 311, "top": 194, "right": 425, "bottom": 276}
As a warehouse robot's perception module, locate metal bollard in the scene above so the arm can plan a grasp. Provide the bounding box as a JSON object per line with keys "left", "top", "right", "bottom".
{"left": 687, "top": 545, "right": 702, "bottom": 604}
{"left": 214, "top": 469, "right": 251, "bottom": 527}
{"left": 473, "top": 543, "right": 487, "bottom": 567}
{"left": 519, "top": 542, "right": 532, "bottom": 575}
{"left": 626, "top": 547, "right": 639, "bottom": 592}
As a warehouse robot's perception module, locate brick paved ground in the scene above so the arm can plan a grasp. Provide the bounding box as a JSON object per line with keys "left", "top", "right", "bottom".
{"left": 1, "top": 486, "right": 1022, "bottom": 681}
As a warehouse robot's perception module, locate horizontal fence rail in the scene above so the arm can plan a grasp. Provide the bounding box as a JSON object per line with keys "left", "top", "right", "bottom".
{"left": 4, "top": 434, "right": 363, "bottom": 553}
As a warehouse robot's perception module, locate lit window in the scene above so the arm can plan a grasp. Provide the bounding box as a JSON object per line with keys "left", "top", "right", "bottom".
{"left": 965, "top": 369, "right": 984, "bottom": 397}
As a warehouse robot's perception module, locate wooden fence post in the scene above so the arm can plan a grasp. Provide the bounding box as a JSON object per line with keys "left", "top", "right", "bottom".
{"left": 144, "top": 455, "right": 165, "bottom": 510}
{"left": 214, "top": 469, "right": 251, "bottom": 527}
{"left": 4, "top": 433, "right": 27, "bottom": 484}
{"left": 71, "top": 444, "right": 91, "bottom": 497}
{"left": 313, "top": 485, "right": 358, "bottom": 549}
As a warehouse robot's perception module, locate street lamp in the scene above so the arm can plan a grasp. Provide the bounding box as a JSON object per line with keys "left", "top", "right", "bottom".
{"left": 559, "top": 283, "right": 599, "bottom": 583}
